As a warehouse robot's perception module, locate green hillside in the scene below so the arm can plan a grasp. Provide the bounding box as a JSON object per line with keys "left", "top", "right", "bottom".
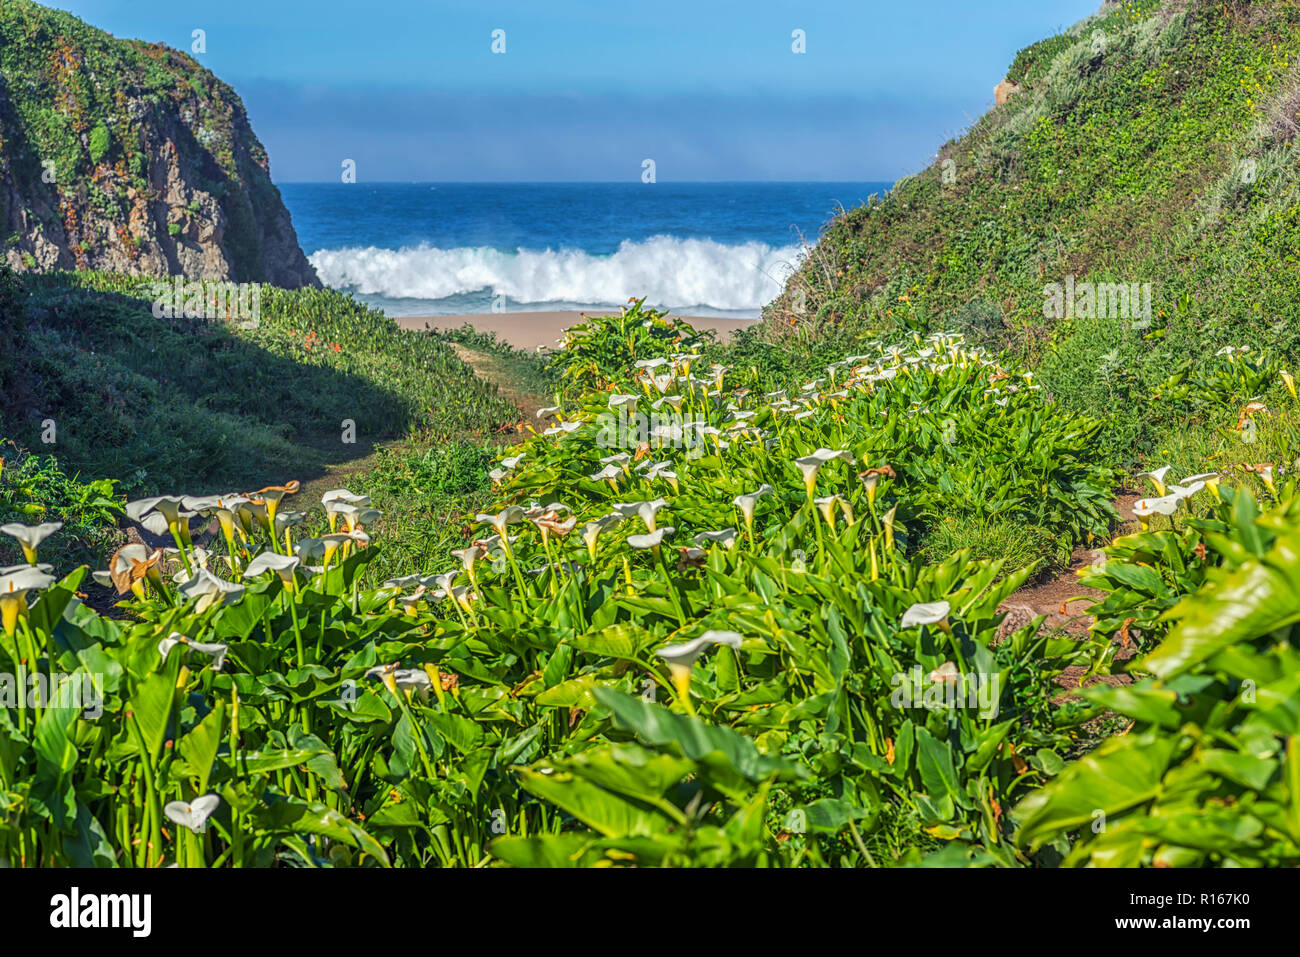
{"left": 767, "top": 0, "right": 1300, "bottom": 458}
{"left": 0, "top": 268, "right": 522, "bottom": 495}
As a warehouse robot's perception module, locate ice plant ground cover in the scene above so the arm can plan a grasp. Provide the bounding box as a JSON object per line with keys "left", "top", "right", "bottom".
{"left": 3, "top": 308, "right": 1295, "bottom": 868}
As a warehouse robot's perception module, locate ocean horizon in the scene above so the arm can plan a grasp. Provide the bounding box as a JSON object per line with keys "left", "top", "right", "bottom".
{"left": 280, "top": 181, "right": 894, "bottom": 319}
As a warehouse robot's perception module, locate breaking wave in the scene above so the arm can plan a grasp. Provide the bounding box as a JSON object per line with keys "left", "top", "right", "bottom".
{"left": 308, "top": 236, "right": 804, "bottom": 313}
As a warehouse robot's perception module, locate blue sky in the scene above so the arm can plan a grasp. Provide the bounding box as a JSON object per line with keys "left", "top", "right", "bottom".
{"left": 49, "top": 0, "right": 1100, "bottom": 182}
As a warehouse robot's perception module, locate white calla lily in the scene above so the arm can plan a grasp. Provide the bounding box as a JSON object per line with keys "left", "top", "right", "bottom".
{"left": 732, "top": 484, "right": 774, "bottom": 535}
{"left": 164, "top": 794, "right": 221, "bottom": 834}
{"left": 0, "top": 565, "right": 56, "bottom": 635}
{"left": 656, "top": 630, "right": 743, "bottom": 709}
{"left": 627, "top": 527, "right": 674, "bottom": 549}
{"left": 693, "top": 528, "right": 738, "bottom": 549}
{"left": 901, "top": 600, "right": 951, "bottom": 630}
{"left": 158, "top": 632, "right": 230, "bottom": 672}
{"left": 0, "top": 521, "right": 63, "bottom": 564}
{"left": 178, "top": 568, "right": 245, "bottom": 612}
{"left": 243, "top": 551, "right": 300, "bottom": 588}
{"left": 794, "top": 448, "right": 854, "bottom": 495}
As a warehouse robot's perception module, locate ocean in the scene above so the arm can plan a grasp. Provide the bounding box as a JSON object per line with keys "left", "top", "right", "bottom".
{"left": 279, "top": 182, "right": 892, "bottom": 319}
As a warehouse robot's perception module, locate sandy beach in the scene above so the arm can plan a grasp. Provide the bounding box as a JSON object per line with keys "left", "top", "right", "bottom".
{"left": 395, "top": 311, "right": 758, "bottom": 350}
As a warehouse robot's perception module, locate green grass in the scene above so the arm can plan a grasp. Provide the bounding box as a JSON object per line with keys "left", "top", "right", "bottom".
{"left": 920, "top": 515, "right": 1059, "bottom": 573}
{"left": 347, "top": 439, "right": 501, "bottom": 580}
{"left": 0, "top": 268, "right": 521, "bottom": 495}
{"left": 428, "top": 323, "right": 559, "bottom": 400}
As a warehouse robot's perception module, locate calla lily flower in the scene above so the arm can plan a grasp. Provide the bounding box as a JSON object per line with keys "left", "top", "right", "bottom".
{"left": 449, "top": 585, "right": 477, "bottom": 613}
{"left": 236, "top": 500, "right": 269, "bottom": 536}
{"left": 656, "top": 630, "right": 743, "bottom": 706}
{"left": 1133, "top": 495, "right": 1179, "bottom": 515}
{"left": 100, "top": 543, "right": 163, "bottom": 596}
{"left": 589, "top": 464, "right": 624, "bottom": 486}
{"left": 677, "top": 546, "right": 707, "bottom": 570}
{"left": 1132, "top": 494, "right": 1181, "bottom": 528}
{"left": 649, "top": 372, "right": 676, "bottom": 394}
{"left": 1241, "top": 462, "right": 1276, "bottom": 494}
{"left": 450, "top": 545, "right": 486, "bottom": 580}
{"left": 694, "top": 528, "right": 738, "bottom": 549}
{"left": 543, "top": 420, "right": 584, "bottom": 437}
{"left": 628, "top": 527, "right": 674, "bottom": 549}
{"left": 322, "top": 489, "right": 369, "bottom": 507}
{"left": 319, "top": 530, "right": 369, "bottom": 566}
{"left": 395, "top": 586, "right": 429, "bottom": 615}
{"left": 794, "top": 448, "right": 854, "bottom": 496}
{"left": 858, "top": 465, "right": 897, "bottom": 508}
{"left": 243, "top": 551, "right": 300, "bottom": 587}
{"left": 581, "top": 514, "right": 623, "bottom": 558}
{"left": 1167, "top": 481, "right": 1206, "bottom": 500}
{"left": 656, "top": 630, "right": 743, "bottom": 666}
{"left": 200, "top": 494, "right": 250, "bottom": 551}
{"left": 0, "top": 521, "right": 63, "bottom": 564}
{"left": 901, "top": 600, "right": 951, "bottom": 630}
{"left": 0, "top": 565, "right": 56, "bottom": 635}
{"left": 1137, "top": 466, "right": 1172, "bottom": 496}
{"left": 126, "top": 496, "right": 188, "bottom": 538}
{"left": 609, "top": 394, "right": 639, "bottom": 412}
{"left": 274, "top": 510, "right": 306, "bottom": 535}
{"left": 814, "top": 495, "right": 854, "bottom": 529}
{"left": 164, "top": 794, "right": 221, "bottom": 834}
{"left": 1182, "top": 472, "right": 1221, "bottom": 497}
{"left": 635, "top": 498, "right": 668, "bottom": 532}
{"left": 295, "top": 536, "right": 326, "bottom": 564}
{"left": 178, "top": 568, "right": 245, "bottom": 612}
{"left": 733, "top": 484, "right": 774, "bottom": 535}
{"left": 476, "top": 506, "right": 527, "bottom": 539}
{"left": 158, "top": 632, "right": 230, "bottom": 671}
{"left": 365, "top": 662, "right": 434, "bottom": 698}
{"left": 329, "top": 503, "right": 381, "bottom": 533}
{"left": 248, "top": 481, "right": 301, "bottom": 525}
{"left": 527, "top": 503, "right": 577, "bottom": 544}
{"left": 645, "top": 462, "right": 679, "bottom": 492}
{"left": 322, "top": 489, "right": 371, "bottom": 532}
{"left": 169, "top": 546, "right": 213, "bottom": 586}
{"left": 382, "top": 573, "right": 426, "bottom": 590}
{"left": 1, "top": 561, "right": 52, "bottom": 575}
{"left": 180, "top": 495, "right": 226, "bottom": 513}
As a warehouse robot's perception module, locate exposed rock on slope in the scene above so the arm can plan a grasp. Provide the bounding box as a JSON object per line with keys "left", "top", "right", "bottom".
{"left": 0, "top": 0, "right": 318, "bottom": 288}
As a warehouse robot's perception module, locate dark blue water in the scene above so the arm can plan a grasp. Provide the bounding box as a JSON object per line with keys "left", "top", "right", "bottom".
{"left": 280, "top": 182, "right": 890, "bottom": 318}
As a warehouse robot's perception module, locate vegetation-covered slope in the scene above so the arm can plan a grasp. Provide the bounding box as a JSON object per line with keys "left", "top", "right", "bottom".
{"left": 0, "top": 0, "right": 317, "bottom": 287}
{"left": 0, "top": 267, "right": 522, "bottom": 496}
{"left": 767, "top": 0, "right": 1300, "bottom": 458}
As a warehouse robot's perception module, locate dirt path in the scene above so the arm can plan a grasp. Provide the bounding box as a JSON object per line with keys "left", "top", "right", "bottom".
{"left": 1000, "top": 491, "right": 1144, "bottom": 692}
{"left": 449, "top": 343, "right": 550, "bottom": 444}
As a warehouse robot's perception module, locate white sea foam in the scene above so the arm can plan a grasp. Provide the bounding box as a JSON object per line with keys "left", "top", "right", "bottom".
{"left": 308, "top": 236, "right": 804, "bottom": 312}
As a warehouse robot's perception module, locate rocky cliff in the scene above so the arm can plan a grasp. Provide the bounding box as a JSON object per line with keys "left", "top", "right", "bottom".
{"left": 0, "top": 0, "right": 318, "bottom": 288}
